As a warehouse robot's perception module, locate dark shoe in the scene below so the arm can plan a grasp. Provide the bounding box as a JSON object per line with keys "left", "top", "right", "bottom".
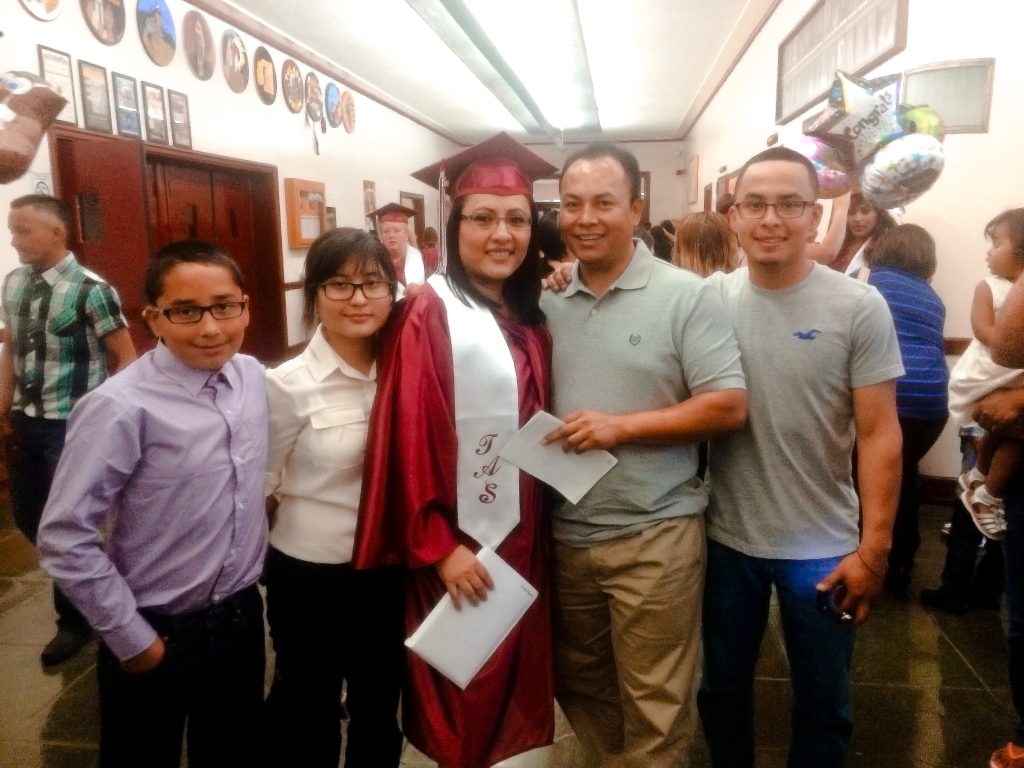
{"left": 41, "top": 627, "right": 92, "bottom": 666}
{"left": 920, "top": 587, "right": 969, "bottom": 615}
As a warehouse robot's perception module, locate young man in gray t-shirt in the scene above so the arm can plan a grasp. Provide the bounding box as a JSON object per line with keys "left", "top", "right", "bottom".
{"left": 699, "top": 147, "right": 903, "bottom": 767}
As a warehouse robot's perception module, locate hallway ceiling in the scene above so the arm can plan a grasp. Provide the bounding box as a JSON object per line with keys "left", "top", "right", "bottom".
{"left": 218, "top": 0, "right": 781, "bottom": 145}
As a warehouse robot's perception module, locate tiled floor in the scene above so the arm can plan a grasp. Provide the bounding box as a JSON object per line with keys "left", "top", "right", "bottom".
{"left": 0, "top": 502, "right": 1014, "bottom": 767}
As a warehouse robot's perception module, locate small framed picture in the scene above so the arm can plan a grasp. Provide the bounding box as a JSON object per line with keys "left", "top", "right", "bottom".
{"left": 37, "top": 45, "right": 77, "bottom": 125}
{"left": 168, "top": 90, "right": 191, "bottom": 149}
{"left": 112, "top": 72, "right": 141, "bottom": 137}
{"left": 78, "top": 60, "right": 112, "bottom": 133}
{"left": 141, "top": 81, "right": 167, "bottom": 144}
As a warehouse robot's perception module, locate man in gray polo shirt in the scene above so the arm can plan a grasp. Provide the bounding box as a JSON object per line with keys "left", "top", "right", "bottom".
{"left": 541, "top": 143, "right": 747, "bottom": 766}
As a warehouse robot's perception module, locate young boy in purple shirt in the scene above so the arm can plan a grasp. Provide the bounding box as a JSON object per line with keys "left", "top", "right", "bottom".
{"left": 37, "top": 240, "right": 268, "bottom": 768}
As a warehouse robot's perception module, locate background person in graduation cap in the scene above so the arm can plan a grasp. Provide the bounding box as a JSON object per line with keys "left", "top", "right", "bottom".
{"left": 370, "top": 202, "right": 427, "bottom": 292}
{"left": 353, "top": 133, "right": 557, "bottom": 768}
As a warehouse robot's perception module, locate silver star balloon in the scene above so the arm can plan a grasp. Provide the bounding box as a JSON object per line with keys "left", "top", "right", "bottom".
{"left": 803, "top": 71, "right": 904, "bottom": 167}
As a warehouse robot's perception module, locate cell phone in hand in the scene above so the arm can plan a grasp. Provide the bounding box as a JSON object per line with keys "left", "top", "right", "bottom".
{"left": 816, "top": 584, "right": 853, "bottom": 623}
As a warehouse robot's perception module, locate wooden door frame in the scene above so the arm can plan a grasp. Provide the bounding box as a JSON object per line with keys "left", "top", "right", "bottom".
{"left": 48, "top": 126, "right": 287, "bottom": 362}
{"left": 399, "top": 190, "right": 426, "bottom": 244}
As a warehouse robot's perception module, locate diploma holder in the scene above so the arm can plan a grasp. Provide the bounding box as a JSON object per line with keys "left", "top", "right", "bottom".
{"left": 405, "top": 546, "right": 538, "bottom": 689}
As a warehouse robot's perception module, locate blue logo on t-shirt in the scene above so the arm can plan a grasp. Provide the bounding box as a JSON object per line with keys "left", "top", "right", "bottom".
{"left": 793, "top": 329, "right": 822, "bottom": 340}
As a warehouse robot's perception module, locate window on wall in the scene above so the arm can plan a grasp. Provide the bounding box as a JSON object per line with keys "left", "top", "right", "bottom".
{"left": 776, "top": 0, "right": 909, "bottom": 123}
{"left": 903, "top": 59, "right": 995, "bottom": 133}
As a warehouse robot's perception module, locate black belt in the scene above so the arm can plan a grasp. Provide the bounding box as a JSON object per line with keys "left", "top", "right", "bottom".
{"left": 139, "top": 583, "right": 261, "bottom": 636}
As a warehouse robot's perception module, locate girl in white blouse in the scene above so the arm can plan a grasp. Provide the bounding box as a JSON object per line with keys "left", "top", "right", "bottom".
{"left": 262, "top": 228, "right": 402, "bottom": 768}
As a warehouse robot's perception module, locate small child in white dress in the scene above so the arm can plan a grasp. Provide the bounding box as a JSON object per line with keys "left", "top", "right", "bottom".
{"left": 948, "top": 209, "right": 1024, "bottom": 539}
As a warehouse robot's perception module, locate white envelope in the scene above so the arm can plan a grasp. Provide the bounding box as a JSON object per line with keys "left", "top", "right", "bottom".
{"left": 497, "top": 410, "right": 618, "bottom": 504}
{"left": 405, "top": 547, "right": 538, "bottom": 690}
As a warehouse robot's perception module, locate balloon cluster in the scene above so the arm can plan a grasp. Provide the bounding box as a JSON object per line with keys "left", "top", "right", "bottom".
{"left": 797, "top": 71, "right": 945, "bottom": 208}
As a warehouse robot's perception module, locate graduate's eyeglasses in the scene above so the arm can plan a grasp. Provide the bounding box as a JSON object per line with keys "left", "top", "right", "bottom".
{"left": 733, "top": 200, "right": 815, "bottom": 219}
{"left": 320, "top": 280, "right": 393, "bottom": 301}
{"left": 159, "top": 301, "right": 247, "bottom": 324}
{"left": 461, "top": 212, "right": 533, "bottom": 231}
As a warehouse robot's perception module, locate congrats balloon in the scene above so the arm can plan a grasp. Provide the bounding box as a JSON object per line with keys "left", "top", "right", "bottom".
{"left": 861, "top": 133, "right": 944, "bottom": 209}
{"left": 794, "top": 135, "right": 855, "bottom": 199}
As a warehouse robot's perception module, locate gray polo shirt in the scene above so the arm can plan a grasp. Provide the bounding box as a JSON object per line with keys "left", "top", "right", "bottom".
{"left": 540, "top": 242, "right": 745, "bottom": 545}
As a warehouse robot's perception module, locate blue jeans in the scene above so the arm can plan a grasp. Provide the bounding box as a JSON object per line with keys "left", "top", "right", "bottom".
{"left": 698, "top": 540, "right": 855, "bottom": 767}
{"left": 1003, "top": 486, "right": 1024, "bottom": 745}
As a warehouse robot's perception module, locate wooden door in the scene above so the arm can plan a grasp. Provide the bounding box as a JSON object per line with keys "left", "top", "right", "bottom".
{"left": 158, "top": 164, "right": 217, "bottom": 243}
{"left": 52, "top": 129, "right": 286, "bottom": 362}
{"left": 51, "top": 129, "right": 153, "bottom": 353}
{"left": 147, "top": 161, "right": 280, "bottom": 361}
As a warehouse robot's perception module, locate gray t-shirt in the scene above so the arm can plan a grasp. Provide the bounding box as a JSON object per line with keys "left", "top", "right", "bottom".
{"left": 706, "top": 264, "right": 904, "bottom": 559}
{"left": 541, "top": 242, "right": 746, "bottom": 545}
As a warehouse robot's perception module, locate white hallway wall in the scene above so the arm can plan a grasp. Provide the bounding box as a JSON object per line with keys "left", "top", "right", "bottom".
{"left": 684, "top": 0, "right": 1024, "bottom": 477}
{"left": 2, "top": 1, "right": 457, "bottom": 346}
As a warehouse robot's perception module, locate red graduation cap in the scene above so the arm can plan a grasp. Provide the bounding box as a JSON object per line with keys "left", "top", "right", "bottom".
{"left": 411, "top": 132, "right": 557, "bottom": 200}
{"left": 369, "top": 202, "right": 416, "bottom": 224}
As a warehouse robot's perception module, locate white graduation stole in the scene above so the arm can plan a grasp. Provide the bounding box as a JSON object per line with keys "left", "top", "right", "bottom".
{"left": 429, "top": 274, "right": 520, "bottom": 549}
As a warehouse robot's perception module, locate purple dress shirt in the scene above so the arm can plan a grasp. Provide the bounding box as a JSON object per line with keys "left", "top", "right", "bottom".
{"left": 38, "top": 343, "right": 269, "bottom": 660}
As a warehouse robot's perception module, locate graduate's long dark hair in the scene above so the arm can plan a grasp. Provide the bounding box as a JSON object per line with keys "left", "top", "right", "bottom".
{"left": 443, "top": 196, "right": 545, "bottom": 326}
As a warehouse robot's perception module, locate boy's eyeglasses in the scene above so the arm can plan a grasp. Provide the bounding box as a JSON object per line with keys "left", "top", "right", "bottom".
{"left": 319, "top": 280, "right": 394, "bottom": 301}
{"left": 734, "top": 201, "right": 815, "bottom": 219}
{"left": 159, "top": 301, "right": 247, "bottom": 324}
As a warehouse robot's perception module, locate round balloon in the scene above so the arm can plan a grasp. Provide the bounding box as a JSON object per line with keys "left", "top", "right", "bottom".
{"left": 794, "top": 135, "right": 855, "bottom": 199}
{"left": 861, "top": 133, "right": 944, "bottom": 209}
{"left": 898, "top": 104, "right": 945, "bottom": 143}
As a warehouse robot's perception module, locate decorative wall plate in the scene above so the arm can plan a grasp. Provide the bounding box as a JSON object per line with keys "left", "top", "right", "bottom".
{"left": 182, "top": 11, "right": 215, "bottom": 81}
{"left": 253, "top": 47, "right": 277, "bottom": 105}
{"left": 304, "top": 71, "right": 322, "bottom": 123}
{"left": 22, "top": 0, "right": 63, "bottom": 21}
{"left": 221, "top": 30, "right": 249, "bottom": 94}
{"left": 281, "top": 59, "right": 302, "bottom": 114}
{"left": 80, "top": 0, "right": 125, "bottom": 45}
{"left": 136, "top": 0, "right": 176, "bottom": 65}
{"left": 325, "top": 82, "right": 341, "bottom": 128}
{"left": 341, "top": 89, "right": 356, "bottom": 134}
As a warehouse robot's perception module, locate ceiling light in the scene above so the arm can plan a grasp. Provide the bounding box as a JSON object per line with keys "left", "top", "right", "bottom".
{"left": 407, "top": 0, "right": 599, "bottom": 137}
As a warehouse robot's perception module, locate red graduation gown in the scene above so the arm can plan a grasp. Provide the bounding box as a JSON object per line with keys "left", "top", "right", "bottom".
{"left": 353, "top": 285, "right": 554, "bottom": 768}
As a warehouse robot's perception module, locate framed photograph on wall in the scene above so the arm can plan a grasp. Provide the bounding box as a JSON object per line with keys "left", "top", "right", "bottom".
{"left": 141, "top": 81, "right": 167, "bottom": 144}
{"left": 37, "top": 45, "right": 77, "bottom": 125}
{"left": 167, "top": 90, "right": 192, "bottom": 148}
{"left": 78, "top": 60, "right": 112, "bottom": 133}
{"left": 112, "top": 72, "right": 141, "bottom": 137}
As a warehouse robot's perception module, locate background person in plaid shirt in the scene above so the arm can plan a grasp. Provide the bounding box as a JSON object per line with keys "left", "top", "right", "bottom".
{"left": 1, "top": 194, "right": 136, "bottom": 665}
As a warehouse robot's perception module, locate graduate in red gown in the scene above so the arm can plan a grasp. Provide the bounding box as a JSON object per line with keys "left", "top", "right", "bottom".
{"left": 353, "top": 134, "right": 558, "bottom": 768}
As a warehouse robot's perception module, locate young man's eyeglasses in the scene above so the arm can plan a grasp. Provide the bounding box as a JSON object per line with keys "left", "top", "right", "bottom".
{"left": 319, "top": 280, "right": 393, "bottom": 301}
{"left": 733, "top": 200, "right": 815, "bottom": 219}
{"left": 461, "top": 212, "right": 532, "bottom": 231}
{"left": 159, "top": 301, "right": 247, "bottom": 324}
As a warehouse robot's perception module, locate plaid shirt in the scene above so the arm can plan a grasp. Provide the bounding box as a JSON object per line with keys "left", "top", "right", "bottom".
{"left": 1, "top": 253, "right": 128, "bottom": 420}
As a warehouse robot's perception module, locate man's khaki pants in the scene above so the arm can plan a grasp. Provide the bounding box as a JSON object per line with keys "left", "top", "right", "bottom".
{"left": 554, "top": 515, "right": 705, "bottom": 768}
